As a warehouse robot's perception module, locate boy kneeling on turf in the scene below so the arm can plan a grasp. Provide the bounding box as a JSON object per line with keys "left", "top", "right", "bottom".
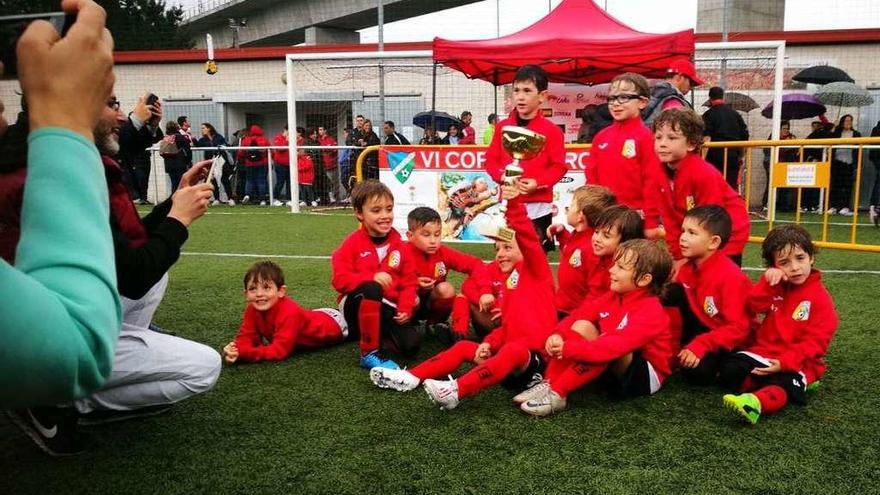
{"left": 331, "top": 180, "right": 419, "bottom": 370}
{"left": 720, "top": 225, "right": 838, "bottom": 424}
{"left": 369, "top": 183, "right": 557, "bottom": 410}
{"left": 404, "top": 207, "right": 484, "bottom": 342}
{"left": 518, "top": 239, "right": 676, "bottom": 417}
{"left": 666, "top": 205, "right": 753, "bottom": 385}
{"left": 223, "top": 261, "right": 347, "bottom": 364}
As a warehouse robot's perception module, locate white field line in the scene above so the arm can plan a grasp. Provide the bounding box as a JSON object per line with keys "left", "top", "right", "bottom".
{"left": 180, "top": 251, "right": 880, "bottom": 275}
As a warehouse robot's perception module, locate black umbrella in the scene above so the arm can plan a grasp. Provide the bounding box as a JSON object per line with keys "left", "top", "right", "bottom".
{"left": 701, "top": 92, "right": 759, "bottom": 112}
{"left": 792, "top": 65, "right": 854, "bottom": 85}
{"left": 412, "top": 111, "right": 462, "bottom": 130}
{"left": 761, "top": 93, "right": 827, "bottom": 120}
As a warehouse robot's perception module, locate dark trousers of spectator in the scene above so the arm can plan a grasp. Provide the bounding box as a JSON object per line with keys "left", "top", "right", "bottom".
{"left": 168, "top": 171, "right": 183, "bottom": 194}
{"left": 870, "top": 159, "right": 880, "bottom": 206}
{"left": 830, "top": 159, "right": 855, "bottom": 210}
{"left": 245, "top": 165, "right": 268, "bottom": 201}
{"left": 273, "top": 164, "right": 291, "bottom": 201}
{"left": 762, "top": 161, "right": 794, "bottom": 212}
{"left": 133, "top": 165, "right": 151, "bottom": 203}
{"left": 211, "top": 166, "right": 234, "bottom": 202}
{"left": 299, "top": 184, "right": 315, "bottom": 204}
{"left": 706, "top": 148, "right": 741, "bottom": 190}
{"left": 313, "top": 165, "right": 329, "bottom": 204}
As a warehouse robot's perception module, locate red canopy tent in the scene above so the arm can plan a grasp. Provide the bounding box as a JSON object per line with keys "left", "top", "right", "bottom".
{"left": 432, "top": 0, "right": 695, "bottom": 86}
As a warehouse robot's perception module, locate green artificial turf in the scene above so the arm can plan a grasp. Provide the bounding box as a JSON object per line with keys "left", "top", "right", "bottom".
{"left": 2, "top": 205, "right": 878, "bottom": 494}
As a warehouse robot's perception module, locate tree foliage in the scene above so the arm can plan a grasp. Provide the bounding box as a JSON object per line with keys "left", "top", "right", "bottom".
{"left": 0, "top": 0, "right": 193, "bottom": 50}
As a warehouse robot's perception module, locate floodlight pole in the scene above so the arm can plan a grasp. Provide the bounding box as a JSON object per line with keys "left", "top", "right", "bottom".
{"left": 378, "top": 0, "right": 385, "bottom": 129}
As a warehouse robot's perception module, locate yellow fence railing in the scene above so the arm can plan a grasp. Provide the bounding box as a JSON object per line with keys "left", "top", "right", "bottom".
{"left": 355, "top": 138, "right": 880, "bottom": 253}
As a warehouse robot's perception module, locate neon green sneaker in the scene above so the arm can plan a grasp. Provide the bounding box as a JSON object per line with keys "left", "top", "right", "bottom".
{"left": 723, "top": 393, "right": 761, "bottom": 424}
{"left": 806, "top": 380, "right": 821, "bottom": 393}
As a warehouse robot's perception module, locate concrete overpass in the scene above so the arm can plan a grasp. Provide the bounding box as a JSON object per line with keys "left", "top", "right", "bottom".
{"left": 183, "top": 0, "right": 482, "bottom": 48}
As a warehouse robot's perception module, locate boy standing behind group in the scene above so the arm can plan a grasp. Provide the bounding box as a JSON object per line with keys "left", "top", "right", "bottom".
{"left": 485, "top": 65, "right": 567, "bottom": 251}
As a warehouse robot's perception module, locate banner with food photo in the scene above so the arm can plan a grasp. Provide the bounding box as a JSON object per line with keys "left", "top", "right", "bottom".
{"left": 378, "top": 145, "right": 588, "bottom": 242}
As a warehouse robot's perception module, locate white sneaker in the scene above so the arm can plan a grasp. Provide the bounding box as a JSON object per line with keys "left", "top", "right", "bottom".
{"left": 870, "top": 205, "right": 878, "bottom": 225}
{"left": 259, "top": 200, "right": 267, "bottom": 206}
{"left": 132, "top": 198, "right": 143, "bottom": 205}
{"left": 512, "top": 380, "right": 551, "bottom": 405}
{"left": 211, "top": 200, "right": 220, "bottom": 206}
{"left": 520, "top": 390, "right": 567, "bottom": 417}
{"left": 423, "top": 378, "right": 460, "bottom": 410}
{"left": 227, "top": 199, "right": 236, "bottom": 206}
{"left": 241, "top": 195, "right": 250, "bottom": 205}
{"left": 310, "top": 201, "right": 318, "bottom": 207}
{"left": 839, "top": 207, "right": 853, "bottom": 216}
{"left": 826, "top": 207, "right": 838, "bottom": 215}
{"left": 298, "top": 201, "right": 307, "bottom": 207}
{"left": 370, "top": 368, "right": 420, "bottom": 392}
{"left": 272, "top": 200, "right": 284, "bottom": 207}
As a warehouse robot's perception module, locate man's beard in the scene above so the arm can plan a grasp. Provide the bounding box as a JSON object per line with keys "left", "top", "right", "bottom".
{"left": 94, "top": 126, "right": 119, "bottom": 156}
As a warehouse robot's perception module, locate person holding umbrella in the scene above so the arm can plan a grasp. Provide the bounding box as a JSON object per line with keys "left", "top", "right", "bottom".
{"left": 869, "top": 121, "right": 880, "bottom": 226}
{"left": 828, "top": 114, "right": 861, "bottom": 216}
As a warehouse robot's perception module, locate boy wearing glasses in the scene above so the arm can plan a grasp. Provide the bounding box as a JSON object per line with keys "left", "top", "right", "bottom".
{"left": 585, "top": 73, "right": 662, "bottom": 239}
{"left": 485, "top": 64, "right": 567, "bottom": 251}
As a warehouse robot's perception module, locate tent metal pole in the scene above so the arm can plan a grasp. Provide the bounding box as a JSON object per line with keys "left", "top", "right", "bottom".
{"left": 431, "top": 62, "right": 437, "bottom": 131}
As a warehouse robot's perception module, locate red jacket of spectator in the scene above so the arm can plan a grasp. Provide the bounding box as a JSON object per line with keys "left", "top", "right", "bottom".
{"left": 318, "top": 134, "right": 338, "bottom": 170}
{"left": 558, "top": 288, "right": 676, "bottom": 384}
{"left": 485, "top": 110, "right": 567, "bottom": 205}
{"left": 403, "top": 243, "right": 483, "bottom": 288}
{"left": 586, "top": 117, "right": 661, "bottom": 228}
{"left": 331, "top": 227, "right": 418, "bottom": 316}
{"left": 234, "top": 297, "right": 345, "bottom": 362}
{"left": 459, "top": 124, "right": 476, "bottom": 145}
{"left": 481, "top": 198, "right": 557, "bottom": 353}
{"left": 651, "top": 152, "right": 750, "bottom": 259}
{"left": 743, "top": 270, "right": 838, "bottom": 383}
{"left": 677, "top": 251, "right": 752, "bottom": 358}
{"left": 272, "top": 132, "right": 289, "bottom": 166}
{"left": 553, "top": 227, "right": 598, "bottom": 314}
{"left": 236, "top": 125, "right": 270, "bottom": 167}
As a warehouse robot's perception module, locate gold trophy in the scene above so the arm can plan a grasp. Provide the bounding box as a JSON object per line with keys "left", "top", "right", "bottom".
{"left": 480, "top": 126, "right": 546, "bottom": 242}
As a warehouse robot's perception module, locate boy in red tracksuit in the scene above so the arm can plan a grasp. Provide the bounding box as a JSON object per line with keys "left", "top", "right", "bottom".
{"left": 518, "top": 239, "right": 675, "bottom": 417}
{"left": 665, "top": 205, "right": 752, "bottom": 385}
{"left": 331, "top": 180, "right": 419, "bottom": 370}
{"left": 547, "top": 185, "right": 616, "bottom": 319}
{"left": 578, "top": 205, "right": 644, "bottom": 304}
{"left": 720, "top": 225, "right": 838, "bottom": 424}
{"left": 223, "top": 261, "right": 346, "bottom": 364}
{"left": 456, "top": 261, "right": 504, "bottom": 339}
{"left": 485, "top": 64, "right": 567, "bottom": 252}
{"left": 586, "top": 73, "right": 662, "bottom": 237}
{"left": 369, "top": 184, "right": 557, "bottom": 411}
{"left": 403, "top": 206, "right": 484, "bottom": 341}
{"left": 295, "top": 134, "right": 316, "bottom": 206}
{"left": 652, "top": 108, "right": 750, "bottom": 268}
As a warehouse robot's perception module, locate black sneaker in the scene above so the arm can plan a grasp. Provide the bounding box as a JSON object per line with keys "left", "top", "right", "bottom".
{"left": 77, "top": 404, "right": 173, "bottom": 427}
{"left": 6, "top": 407, "right": 85, "bottom": 457}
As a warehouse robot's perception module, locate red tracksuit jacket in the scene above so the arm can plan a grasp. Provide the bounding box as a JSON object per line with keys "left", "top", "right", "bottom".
{"left": 677, "top": 252, "right": 753, "bottom": 358}
{"left": 234, "top": 297, "right": 344, "bottom": 362}
{"left": 742, "top": 270, "right": 838, "bottom": 383}
{"left": 485, "top": 110, "right": 567, "bottom": 205}
{"left": 585, "top": 117, "right": 661, "bottom": 228}
{"left": 558, "top": 288, "right": 676, "bottom": 383}
{"left": 481, "top": 198, "right": 557, "bottom": 353}
{"left": 403, "top": 243, "right": 484, "bottom": 286}
{"left": 554, "top": 227, "right": 597, "bottom": 313}
{"left": 651, "top": 152, "right": 750, "bottom": 259}
{"left": 331, "top": 228, "right": 418, "bottom": 316}
{"left": 461, "top": 261, "right": 505, "bottom": 313}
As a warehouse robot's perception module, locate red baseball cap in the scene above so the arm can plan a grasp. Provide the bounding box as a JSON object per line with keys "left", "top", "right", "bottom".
{"left": 667, "top": 59, "right": 704, "bottom": 86}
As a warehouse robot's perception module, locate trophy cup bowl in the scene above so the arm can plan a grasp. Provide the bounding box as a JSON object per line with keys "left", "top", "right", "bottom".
{"left": 480, "top": 126, "right": 546, "bottom": 242}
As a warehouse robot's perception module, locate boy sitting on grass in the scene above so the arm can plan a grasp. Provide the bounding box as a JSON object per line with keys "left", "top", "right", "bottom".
{"left": 331, "top": 180, "right": 419, "bottom": 370}
{"left": 720, "top": 225, "right": 838, "bottom": 424}
{"left": 518, "top": 239, "right": 676, "bottom": 417}
{"left": 580, "top": 204, "right": 644, "bottom": 303}
{"left": 404, "top": 206, "right": 484, "bottom": 342}
{"left": 223, "top": 261, "right": 347, "bottom": 364}
{"left": 666, "top": 205, "right": 752, "bottom": 385}
{"left": 369, "top": 183, "right": 556, "bottom": 410}
{"left": 547, "top": 185, "right": 616, "bottom": 319}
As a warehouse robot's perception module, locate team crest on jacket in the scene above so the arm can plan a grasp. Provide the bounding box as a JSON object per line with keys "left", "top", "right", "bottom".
{"left": 506, "top": 269, "right": 520, "bottom": 290}
{"left": 568, "top": 249, "right": 582, "bottom": 268}
{"left": 434, "top": 262, "right": 447, "bottom": 278}
{"left": 621, "top": 139, "right": 637, "bottom": 158}
{"left": 686, "top": 195, "right": 696, "bottom": 211}
{"left": 616, "top": 313, "right": 629, "bottom": 330}
{"left": 792, "top": 300, "right": 811, "bottom": 321}
{"left": 387, "top": 250, "right": 401, "bottom": 268}
{"left": 703, "top": 296, "right": 719, "bottom": 317}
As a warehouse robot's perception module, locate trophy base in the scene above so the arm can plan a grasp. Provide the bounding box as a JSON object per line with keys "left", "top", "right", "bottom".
{"left": 479, "top": 223, "right": 516, "bottom": 243}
